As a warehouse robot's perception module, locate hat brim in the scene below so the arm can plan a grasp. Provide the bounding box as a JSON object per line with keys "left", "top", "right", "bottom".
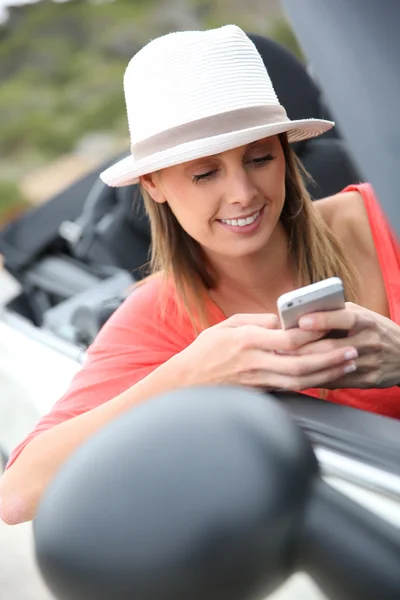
{"left": 100, "top": 118, "right": 334, "bottom": 187}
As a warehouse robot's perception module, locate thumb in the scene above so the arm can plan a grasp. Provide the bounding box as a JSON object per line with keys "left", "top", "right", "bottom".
{"left": 224, "top": 313, "right": 280, "bottom": 329}
{"left": 262, "top": 313, "right": 280, "bottom": 329}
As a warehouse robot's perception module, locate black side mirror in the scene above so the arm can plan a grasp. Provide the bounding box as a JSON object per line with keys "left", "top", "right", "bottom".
{"left": 33, "top": 387, "right": 400, "bottom": 600}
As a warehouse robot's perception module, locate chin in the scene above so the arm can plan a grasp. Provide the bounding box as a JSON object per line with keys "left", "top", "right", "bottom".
{"left": 216, "top": 235, "right": 273, "bottom": 260}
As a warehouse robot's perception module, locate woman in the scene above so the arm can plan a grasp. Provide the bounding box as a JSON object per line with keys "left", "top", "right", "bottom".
{"left": 1, "top": 25, "right": 400, "bottom": 525}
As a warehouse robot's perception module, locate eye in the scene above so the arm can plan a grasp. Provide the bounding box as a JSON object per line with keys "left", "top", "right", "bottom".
{"left": 192, "top": 169, "right": 218, "bottom": 183}
{"left": 249, "top": 153, "right": 275, "bottom": 166}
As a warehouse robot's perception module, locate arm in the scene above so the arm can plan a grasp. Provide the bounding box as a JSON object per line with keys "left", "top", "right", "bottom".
{"left": 0, "top": 300, "right": 355, "bottom": 524}
{"left": 0, "top": 354, "right": 186, "bottom": 526}
{"left": 0, "top": 279, "right": 189, "bottom": 525}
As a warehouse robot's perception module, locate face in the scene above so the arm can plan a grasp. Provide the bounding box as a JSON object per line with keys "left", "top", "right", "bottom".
{"left": 140, "top": 135, "right": 286, "bottom": 261}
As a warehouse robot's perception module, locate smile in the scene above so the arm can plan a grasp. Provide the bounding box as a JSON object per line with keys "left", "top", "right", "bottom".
{"left": 220, "top": 210, "right": 260, "bottom": 227}
{"left": 217, "top": 206, "right": 265, "bottom": 234}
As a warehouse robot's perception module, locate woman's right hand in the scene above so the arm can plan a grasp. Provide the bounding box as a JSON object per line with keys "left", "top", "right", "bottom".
{"left": 178, "top": 313, "right": 358, "bottom": 391}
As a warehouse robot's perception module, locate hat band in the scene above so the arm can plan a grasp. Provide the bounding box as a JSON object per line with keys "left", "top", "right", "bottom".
{"left": 130, "top": 104, "right": 289, "bottom": 161}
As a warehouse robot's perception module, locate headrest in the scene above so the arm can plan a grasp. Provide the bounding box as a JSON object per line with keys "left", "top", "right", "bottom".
{"left": 248, "top": 33, "right": 336, "bottom": 139}
{"left": 301, "top": 138, "right": 362, "bottom": 199}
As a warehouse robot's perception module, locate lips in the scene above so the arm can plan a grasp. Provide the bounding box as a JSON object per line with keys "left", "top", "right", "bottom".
{"left": 217, "top": 205, "right": 265, "bottom": 234}
{"left": 217, "top": 206, "right": 265, "bottom": 228}
{"left": 218, "top": 207, "right": 263, "bottom": 223}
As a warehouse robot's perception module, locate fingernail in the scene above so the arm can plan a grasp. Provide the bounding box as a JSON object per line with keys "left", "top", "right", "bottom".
{"left": 344, "top": 361, "right": 357, "bottom": 374}
{"left": 344, "top": 349, "right": 358, "bottom": 360}
{"left": 299, "top": 317, "right": 314, "bottom": 328}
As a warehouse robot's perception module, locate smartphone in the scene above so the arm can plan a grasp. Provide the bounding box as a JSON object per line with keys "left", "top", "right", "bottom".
{"left": 277, "top": 277, "right": 345, "bottom": 330}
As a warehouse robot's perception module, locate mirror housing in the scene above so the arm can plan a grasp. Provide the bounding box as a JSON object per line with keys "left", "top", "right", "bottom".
{"left": 34, "top": 387, "right": 317, "bottom": 600}
{"left": 34, "top": 386, "right": 400, "bottom": 600}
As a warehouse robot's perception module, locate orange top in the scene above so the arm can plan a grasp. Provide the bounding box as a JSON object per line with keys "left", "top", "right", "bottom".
{"left": 304, "top": 183, "right": 400, "bottom": 414}
{"left": 7, "top": 183, "right": 400, "bottom": 469}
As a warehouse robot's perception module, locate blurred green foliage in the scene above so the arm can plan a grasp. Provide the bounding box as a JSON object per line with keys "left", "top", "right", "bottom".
{"left": 268, "top": 16, "right": 304, "bottom": 61}
{"left": 0, "top": 0, "right": 142, "bottom": 162}
{"left": 0, "top": 0, "right": 301, "bottom": 161}
{"left": 0, "top": 180, "right": 30, "bottom": 225}
{"left": 0, "top": 0, "right": 303, "bottom": 222}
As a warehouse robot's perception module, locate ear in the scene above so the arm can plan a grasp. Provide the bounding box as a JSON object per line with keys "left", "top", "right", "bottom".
{"left": 139, "top": 173, "right": 167, "bottom": 204}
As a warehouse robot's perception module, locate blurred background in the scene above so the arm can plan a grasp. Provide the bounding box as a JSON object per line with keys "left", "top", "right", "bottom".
{"left": 0, "top": 2, "right": 327, "bottom": 599}
{"left": 2, "top": 3, "right": 400, "bottom": 600}
{"left": 0, "top": 0, "right": 302, "bottom": 227}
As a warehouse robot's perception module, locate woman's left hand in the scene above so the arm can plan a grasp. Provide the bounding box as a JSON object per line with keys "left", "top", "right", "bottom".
{"left": 294, "top": 302, "right": 400, "bottom": 388}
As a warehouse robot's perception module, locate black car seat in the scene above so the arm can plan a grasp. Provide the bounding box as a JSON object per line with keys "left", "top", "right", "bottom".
{"left": 247, "top": 33, "right": 362, "bottom": 198}
{"left": 63, "top": 179, "right": 151, "bottom": 278}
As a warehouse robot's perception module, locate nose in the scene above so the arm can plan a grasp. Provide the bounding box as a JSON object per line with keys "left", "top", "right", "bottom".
{"left": 224, "top": 166, "right": 258, "bottom": 207}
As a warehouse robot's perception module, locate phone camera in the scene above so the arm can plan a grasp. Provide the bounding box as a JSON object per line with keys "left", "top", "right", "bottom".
{"left": 287, "top": 302, "right": 293, "bottom": 308}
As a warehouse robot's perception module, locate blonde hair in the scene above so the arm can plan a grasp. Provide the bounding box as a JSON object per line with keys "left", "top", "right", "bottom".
{"left": 139, "top": 133, "right": 358, "bottom": 331}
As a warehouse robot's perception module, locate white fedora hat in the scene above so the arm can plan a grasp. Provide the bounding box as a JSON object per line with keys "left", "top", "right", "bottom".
{"left": 100, "top": 24, "right": 334, "bottom": 187}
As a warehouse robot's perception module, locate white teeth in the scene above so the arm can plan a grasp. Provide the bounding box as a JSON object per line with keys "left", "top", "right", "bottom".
{"left": 221, "top": 211, "right": 260, "bottom": 227}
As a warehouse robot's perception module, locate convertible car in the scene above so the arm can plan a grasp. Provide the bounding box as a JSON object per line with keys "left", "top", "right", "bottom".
{"left": 1, "top": 2, "right": 399, "bottom": 600}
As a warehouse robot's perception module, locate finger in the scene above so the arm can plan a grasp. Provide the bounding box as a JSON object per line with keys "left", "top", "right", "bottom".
{"left": 223, "top": 313, "right": 280, "bottom": 330}
{"left": 272, "top": 327, "right": 328, "bottom": 351}
{"left": 291, "top": 328, "right": 380, "bottom": 357}
{"left": 345, "top": 301, "right": 367, "bottom": 312}
{"left": 277, "top": 360, "right": 357, "bottom": 391}
{"left": 247, "top": 358, "right": 357, "bottom": 391}
{"left": 235, "top": 325, "right": 326, "bottom": 352}
{"left": 298, "top": 307, "right": 372, "bottom": 333}
{"left": 323, "top": 354, "right": 381, "bottom": 389}
{"left": 249, "top": 345, "right": 358, "bottom": 377}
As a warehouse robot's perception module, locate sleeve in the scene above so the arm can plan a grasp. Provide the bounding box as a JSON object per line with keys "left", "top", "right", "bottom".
{"left": 6, "top": 278, "right": 192, "bottom": 468}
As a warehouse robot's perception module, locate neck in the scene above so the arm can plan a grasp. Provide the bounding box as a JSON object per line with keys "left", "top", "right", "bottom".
{"left": 209, "top": 223, "right": 296, "bottom": 317}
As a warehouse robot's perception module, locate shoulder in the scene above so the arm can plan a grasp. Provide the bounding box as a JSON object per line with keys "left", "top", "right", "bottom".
{"left": 127, "top": 274, "right": 169, "bottom": 303}
{"left": 314, "top": 184, "right": 376, "bottom": 257}
{"left": 108, "top": 274, "right": 174, "bottom": 322}
{"left": 93, "top": 274, "right": 193, "bottom": 348}
{"left": 97, "top": 274, "right": 172, "bottom": 335}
